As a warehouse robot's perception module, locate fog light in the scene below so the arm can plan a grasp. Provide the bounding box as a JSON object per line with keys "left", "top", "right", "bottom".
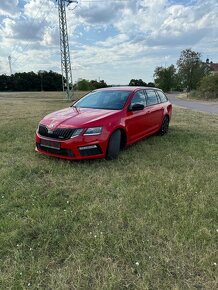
{"left": 78, "top": 145, "right": 98, "bottom": 150}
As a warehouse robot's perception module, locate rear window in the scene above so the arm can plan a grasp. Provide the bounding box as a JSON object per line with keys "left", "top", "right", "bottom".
{"left": 156, "top": 91, "right": 168, "bottom": 103}
{"left": 146, "top": 90, "right": 159, "bottom": 106}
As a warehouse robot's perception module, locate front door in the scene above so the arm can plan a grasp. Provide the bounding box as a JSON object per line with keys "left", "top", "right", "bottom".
{"left": 125, "top": 90, "right": 147, "bottom": 143}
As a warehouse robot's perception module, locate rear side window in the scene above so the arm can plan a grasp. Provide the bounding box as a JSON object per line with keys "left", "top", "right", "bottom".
{"left": 156, "top": 91, "right": 168, "bottom": 103}
{"left": 146, "top": 90, "right": 159, "bottom": 106}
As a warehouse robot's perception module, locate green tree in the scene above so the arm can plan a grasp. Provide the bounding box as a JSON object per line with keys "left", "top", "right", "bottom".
{"left": 0, "top": 74, "right": 11, "bottom": 91}
{"left": 129, "top": 79, "right": 147, "bottom": 86}
{"left": 147, "top": 82, "right": 155, "bottom": 87}
{"left": 76, "top": 79, "right": 90, "bottom": 91}
{"left": 40, "top": 71, "right": 62, "bottom": 91}
{"left": 177, "top": 48, "right": 210, "bottom": 91}
{"left": 198, "top": 74, "right": 218, "bottom": 99}
{"left": 0, "top": 70, "right": 62, "bottom": 91}
{"left": 153, "top": 65, "right": 176, "bottom": 92}
{"left": 75, "top": 79, "right": 108, "bottom": 91}
{"left": 10, "top": 72, "right": 40, "bottom": 91}
{"left": 90, "top": 79, "right": 107, "bottom": 89}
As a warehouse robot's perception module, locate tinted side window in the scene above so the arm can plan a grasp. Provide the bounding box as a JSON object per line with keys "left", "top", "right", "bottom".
{"left": 146, "top": 90, "right": 159, "bottom": 106}
{"left": 157, "top": 91, "right": 168, "bottom": 103}
{"left": 130, "top": 90, "right": 146, "bottom": 107}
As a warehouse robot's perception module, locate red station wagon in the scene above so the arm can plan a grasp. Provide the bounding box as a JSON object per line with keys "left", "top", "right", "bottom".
{"left": 35, "top": 87, "right": 172, "bottom": 160}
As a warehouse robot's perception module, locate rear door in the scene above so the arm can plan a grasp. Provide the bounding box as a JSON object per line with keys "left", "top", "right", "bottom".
{"left": 145, "top": 89, "right": 164, "bottom": 133}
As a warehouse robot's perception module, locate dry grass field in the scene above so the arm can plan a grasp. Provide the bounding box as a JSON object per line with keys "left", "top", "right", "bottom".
{"left": 0, "top": 91, "right": 217, "bottom": 289}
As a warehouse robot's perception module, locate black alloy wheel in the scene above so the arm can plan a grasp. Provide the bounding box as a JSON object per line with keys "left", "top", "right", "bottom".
{"left": 106, "top": 130, "right": 121, "bottom": 160}
{"left": 159, "top": 116, "right": 169, "bottom": 136}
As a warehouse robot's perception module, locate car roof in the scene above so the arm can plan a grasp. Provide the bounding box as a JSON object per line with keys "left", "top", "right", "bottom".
{"left": 96, "top": 86, "right": 160, "bottom": 92}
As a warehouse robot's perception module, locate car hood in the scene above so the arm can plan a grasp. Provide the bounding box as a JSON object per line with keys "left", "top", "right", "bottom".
{"left": 40, "top": 107, "right": 119, "bottom": 128}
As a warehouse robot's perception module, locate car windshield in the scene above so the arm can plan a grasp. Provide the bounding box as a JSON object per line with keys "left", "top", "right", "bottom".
{"left": 73, "top": 90, "right": 131, "bottom": 110}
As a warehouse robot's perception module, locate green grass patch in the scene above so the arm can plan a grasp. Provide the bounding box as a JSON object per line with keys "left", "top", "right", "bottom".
{"left": 177, "top": 92, "right": 218, "bottom": 102}
{"left": 0, "top": 93, "right": 218, "bottom": 289}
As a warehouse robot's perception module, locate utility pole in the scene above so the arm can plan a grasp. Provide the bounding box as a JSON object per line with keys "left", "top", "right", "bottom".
{"left": 56, "top": 0, "right": 77, "bottom": 100}
{"left": 39, "top": 70, "right": 45, "bottom": 91}
{"left": 8, "top": 56, "right": 12, "bottom": 75}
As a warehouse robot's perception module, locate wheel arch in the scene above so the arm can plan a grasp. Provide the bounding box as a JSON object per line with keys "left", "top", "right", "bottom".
{"left": 119, "top": 127, "right": 127, "bottom": 150}
{"left": 164, "top": 113, "right": 170, "bottom": 121}
{"left": 107, "top": 126, "right": 127, "bottom": 150}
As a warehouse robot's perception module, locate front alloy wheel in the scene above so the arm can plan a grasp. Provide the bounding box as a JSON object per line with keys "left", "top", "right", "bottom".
{"left": 106, "top": 130, "right": 121, "bottom": 160}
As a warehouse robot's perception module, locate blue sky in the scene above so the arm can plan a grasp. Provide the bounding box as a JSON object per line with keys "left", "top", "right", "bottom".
{"left": 0, "top": 0, "right": 217, "bottom": 85}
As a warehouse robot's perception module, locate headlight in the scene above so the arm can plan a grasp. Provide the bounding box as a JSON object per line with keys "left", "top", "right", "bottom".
{"left": 84, "top": 127, "right": 102, "bottom": 136}
{"left": 71, "top": 128, "right": 83, "bottom": 138}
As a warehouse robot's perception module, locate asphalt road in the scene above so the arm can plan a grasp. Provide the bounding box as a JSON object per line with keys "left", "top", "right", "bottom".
{"left": 167, "top": 93, "right": 218, "bottom": 114}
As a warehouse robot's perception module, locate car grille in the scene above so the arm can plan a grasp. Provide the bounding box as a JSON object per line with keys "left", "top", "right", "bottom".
{"left": 38, "top": 125, "right": 75, "bottom": 140}
{"left": 36, "top": 143, "right": 74, "bottom": 157}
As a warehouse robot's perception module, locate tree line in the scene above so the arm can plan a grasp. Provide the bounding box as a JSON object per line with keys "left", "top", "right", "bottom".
{"left": 1, "top": 48, "right": 217, "bottom": 99}
{"left": 0, "top": 71, "right": 63, "bottom": 91}
{"left": 0, "top": 71, "right": 109, "bottom": 92}
{"left": 153, "top": 48, "right": 213, "bottom": 92}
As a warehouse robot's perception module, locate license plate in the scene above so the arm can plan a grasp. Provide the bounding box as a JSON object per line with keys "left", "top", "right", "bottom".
{"left": 40, "top": 139, "right": 60, "bottom": 150}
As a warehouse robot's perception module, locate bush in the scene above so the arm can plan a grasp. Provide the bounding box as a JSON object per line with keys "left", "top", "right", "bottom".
{"left": 74, "top": 79, "right": 108, "bottom": 91}
{"left": 198, "top": 74, "right": 218, "bottom": 99}
{"left": 188, "top": 90, "right": 198, "bottom": 99}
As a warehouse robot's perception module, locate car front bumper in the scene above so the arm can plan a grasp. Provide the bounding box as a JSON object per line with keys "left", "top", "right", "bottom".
{"left": 35, "top": 132, "right": 108, "bottom": 160}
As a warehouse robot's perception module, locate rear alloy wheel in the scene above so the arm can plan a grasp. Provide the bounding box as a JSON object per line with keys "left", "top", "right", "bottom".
{"left": 106, "top": 130, "right": 121, "bottom": 160}
{"left": 159, "top": 116, "right": 169, "bottom": 136}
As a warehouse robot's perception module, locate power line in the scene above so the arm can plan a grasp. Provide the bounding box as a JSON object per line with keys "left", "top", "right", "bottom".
{"left": 10, "top": 2, "right": 47, "bottom": 62}
{"left": 8, "top": 0, "right": 130, "bottom": 80}
{"left": 11, "top": 2, "right": 57, "bottom": 66}
{"left": 9, "top": 6, "right": 42, "bottom": 59}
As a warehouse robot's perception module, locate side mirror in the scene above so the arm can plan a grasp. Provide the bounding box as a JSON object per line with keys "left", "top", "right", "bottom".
{"left": 129, "top": 103, "right": 144, "bottom": 111}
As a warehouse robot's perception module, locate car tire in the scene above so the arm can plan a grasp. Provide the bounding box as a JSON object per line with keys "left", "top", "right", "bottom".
{"left": 106, "top": 130, "right": 121, "bottom": 160}
{"left": 159, "top": 116, "right": 169, "bottom": 136}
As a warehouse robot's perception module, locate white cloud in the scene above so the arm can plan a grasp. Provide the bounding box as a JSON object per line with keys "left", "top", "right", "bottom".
{"left": 0, "top": 0, "right": 19, "bottom": 16}
{"left": 24, "top": 0, "right": 57, "bottom": 24}
{"left": 77, "top": 1, "right": 124, "bottom": 24}
{"left": 0, "top": 0, "right": 217, "bottom": 83}
{"left": 2, "top": 16, "right": 45, "bottom": 41}
{"left": 41, "top": 27, "right": 59, "bottom": 46}
{"left": 97, "top": 34, "right": 129, "bottom": 47}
